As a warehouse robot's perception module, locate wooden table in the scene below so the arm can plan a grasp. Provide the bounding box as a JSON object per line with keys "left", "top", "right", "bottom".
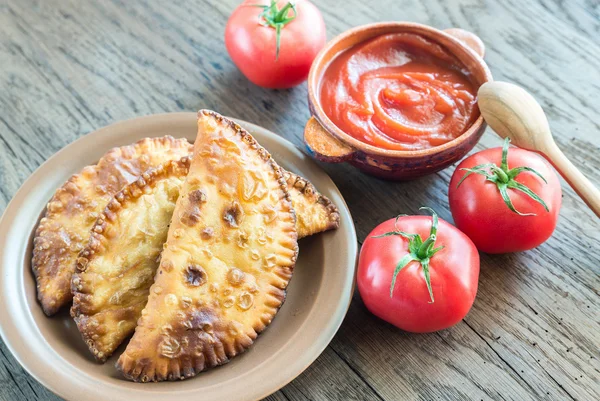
{"left": 1, "top": 0, "right": 598, "bottom": 400}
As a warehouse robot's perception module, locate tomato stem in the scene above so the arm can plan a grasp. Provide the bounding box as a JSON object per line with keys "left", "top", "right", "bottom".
{"left": 493, "top": 166, "right": 509, "bottom": 183}
{"left": 275, "top": 1, "right": 295, "bottom": 20}
{"left": 252, "top": 0, "right": 298, "bottom": 60}
{"left": 457, "top": 138, "right": 549, "bottom": 216}
{"left": 417, "top": 235, "right": 436, "bottom": 259}
{"left": 373, "top": 207, "right": 444, "bottom": 303}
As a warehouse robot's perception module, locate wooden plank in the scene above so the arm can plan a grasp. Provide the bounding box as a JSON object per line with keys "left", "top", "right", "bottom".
{"left": 276, "top": 347, "right": 384, "bottom": 401}
{"left": 0, "top": 0, "right": 598, "bottom": 400}
{"left": 0, "top": 341, "right": 61, "bottom": 401}
{"left": 262, "top": 391, "right": 290, "bottom": 401}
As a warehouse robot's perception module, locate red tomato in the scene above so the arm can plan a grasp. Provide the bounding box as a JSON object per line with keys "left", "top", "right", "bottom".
{"left": 449, "top": 140, "right": 561, "bottom": 253}
{"left": 225, "top": 0, "right": 326, "bottom": 89}
{"left": 357, "top": 209, "right": 480, "bottom": 333}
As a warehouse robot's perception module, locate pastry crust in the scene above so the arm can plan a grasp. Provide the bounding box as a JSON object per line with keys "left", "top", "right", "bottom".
{"left": 32, "top": 136, "right": 193, "bottom": 315}
{"left": 71, "top": 162, "right": 338, "bottom": 362}
{"left": 116, "top": 110, "right": 298, "bottom": 382}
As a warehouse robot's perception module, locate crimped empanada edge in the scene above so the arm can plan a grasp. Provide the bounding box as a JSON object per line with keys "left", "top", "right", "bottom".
{"left": 70, "top": 156, "right": 191, "bottom": 362}
{"left": 116, "top": 110, "right": 299, "bottom": 382}
{"left": 32, "top": 135, "right": 193, "bottom": 316}
{"left": 283, "top": 171, "right": 340, "bottom": 236}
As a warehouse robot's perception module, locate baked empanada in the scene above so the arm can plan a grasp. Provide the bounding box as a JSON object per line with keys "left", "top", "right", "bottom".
{"left": 283, "top": 171, "right": 340, "bottom": 238}
{"left": 71, "top": 160, "right": 338, "bottom": 362}
{"left": 116, "top": 110, "right": 298, "bottom": 382}
{"left": 71, "top": 158, "right": 190, "bottom": 361}
{"left": 32, "top": 136, "right": 193, "bottom": 315}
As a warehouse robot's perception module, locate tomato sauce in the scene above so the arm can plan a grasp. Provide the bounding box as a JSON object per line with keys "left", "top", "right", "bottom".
{"left": 319, "top": 33, "right": 478, "bottom": 151}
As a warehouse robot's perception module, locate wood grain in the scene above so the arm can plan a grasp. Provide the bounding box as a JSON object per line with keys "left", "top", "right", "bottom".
{"left": 0, "top": 0, "right": 598, "bottom": 400}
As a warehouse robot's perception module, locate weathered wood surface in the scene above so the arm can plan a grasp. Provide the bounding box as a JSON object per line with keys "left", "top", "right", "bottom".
{"left": 0, "top": 0, "right": 598, "bottom": 400}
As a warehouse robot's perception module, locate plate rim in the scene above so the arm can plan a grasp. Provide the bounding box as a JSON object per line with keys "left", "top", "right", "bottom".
{"left": 0, "top": 112, "right": 357, "bottom": 401}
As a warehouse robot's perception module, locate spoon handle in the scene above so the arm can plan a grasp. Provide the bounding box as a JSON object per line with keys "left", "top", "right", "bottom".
{"left": 544, "top": 142, "right": 600, "bottom": 218}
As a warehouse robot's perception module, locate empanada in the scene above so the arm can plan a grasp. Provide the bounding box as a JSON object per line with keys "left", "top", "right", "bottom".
{"left": 283, "top": 170, "right": 339, "bottom": 238}
{"left": 32, "top": 136, "right": 193, "bottom": 315}
{"left": 71, "top": 159, "right": 338, "bottom": 362}
{"left": 71, "top": 158, "right": 190, "bottom": 361}
{"left": 115, "top": 110, "right": 298, "bottom": 381}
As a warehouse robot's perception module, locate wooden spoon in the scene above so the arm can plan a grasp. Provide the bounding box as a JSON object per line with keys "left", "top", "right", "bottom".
{"left": 478, "top": 81, "right": 600, "bottom": 218}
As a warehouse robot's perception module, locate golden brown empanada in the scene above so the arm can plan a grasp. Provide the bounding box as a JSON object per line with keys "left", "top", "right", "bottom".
{"left": 71, "top": 158, "right": 190, "bottom": 361}
{"left": 283, "top": 171, "right": 340, "bottom": 238}
{"left": 71, "top": 160, "right": 338, "bottom": 362}
{"left": 115, "top": 110, "right": 298, "bottom": 382}
{"left": 32, "top": 136, "right": 193, "bottom": 315}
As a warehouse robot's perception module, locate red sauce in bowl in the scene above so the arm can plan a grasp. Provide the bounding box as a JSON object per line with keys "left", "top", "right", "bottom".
{"left": 319, "top": 33, "right": 478, "bottom": 151}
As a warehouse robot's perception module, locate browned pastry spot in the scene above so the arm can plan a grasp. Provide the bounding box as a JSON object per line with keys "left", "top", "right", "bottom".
{"left": 223, "top": 202, "right": 244, "bottom": 228}
{"left": 184, "top": 265, "right": 208, "bottom": 287}
{"left": 32, "top": 136, "right": 193, "bottom": 315}
{"left": 189, "top": 189, "right": 207, "bottom": 203}
{"left": 116, "top": 110, "right": 298, "bottom": 382}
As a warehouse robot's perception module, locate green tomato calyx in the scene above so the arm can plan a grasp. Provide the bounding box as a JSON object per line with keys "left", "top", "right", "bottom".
{"left": 457, "top": 138, "right": 549, "bottom": 216}
{"left": 251, "top": 1, "right": 297, "bottom": 60}
{"left": 372, "top": 207, "right": 444, "bottom": 303}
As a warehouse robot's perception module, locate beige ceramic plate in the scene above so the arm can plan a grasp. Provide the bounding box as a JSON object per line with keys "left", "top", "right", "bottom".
{"left": 0, "top": 113, "right": 357, "bottom": 401}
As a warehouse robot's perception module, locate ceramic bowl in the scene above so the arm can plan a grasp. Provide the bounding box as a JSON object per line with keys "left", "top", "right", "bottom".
{"left": 304, "top": 22, "right": 493, "bottom": 180}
